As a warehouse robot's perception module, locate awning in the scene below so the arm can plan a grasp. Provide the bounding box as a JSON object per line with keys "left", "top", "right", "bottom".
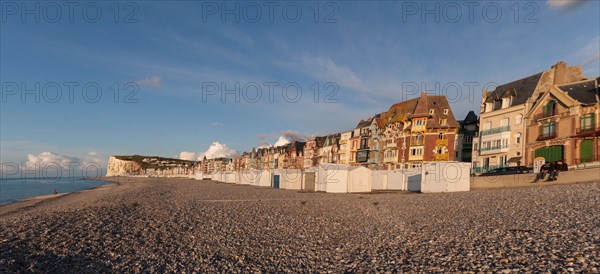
{"left": 506, "top": 157, "right": 522, "bottom": 163}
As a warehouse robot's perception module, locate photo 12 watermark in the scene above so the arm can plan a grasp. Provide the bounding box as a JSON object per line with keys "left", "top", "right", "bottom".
{"left": 1, "top": 161, "right": 104, "bottom": 181}
{"left": 0, "top": 1, "right": 140, "bottom": 23}
{"left": 1, "top": 81, "right": 140, "bottom": 104}
{"left": 399, "top": 81, "right": 499, "bottom": 104}
{"left": 400, "top": 1, "right": 540, "bottom": 23}
{"left": 201, "top": 81, "right": 340, "bottom": 104}
{"left": 200, "top": 1, "right": 339, "bottom": 23}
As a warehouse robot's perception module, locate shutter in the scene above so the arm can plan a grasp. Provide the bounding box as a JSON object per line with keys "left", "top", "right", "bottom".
{"left": 581, "top": 140, "right": 593, "bottom": 163}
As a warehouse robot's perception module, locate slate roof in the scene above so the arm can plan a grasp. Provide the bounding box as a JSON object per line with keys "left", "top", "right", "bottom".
{"left": 484, "top": 72, "right": 543, "bottom": 107}
{"left": 558, "top": 78, "right": 599, "bottom": 105}
{"left": 462, "top": 111, "right": 478, "bottom": 124}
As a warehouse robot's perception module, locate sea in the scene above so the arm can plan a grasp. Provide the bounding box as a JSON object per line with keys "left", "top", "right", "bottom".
{"left": 0, "top": 177, "right": 110, "bottom": 205}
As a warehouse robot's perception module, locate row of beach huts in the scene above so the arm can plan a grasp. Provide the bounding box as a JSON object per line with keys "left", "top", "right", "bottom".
{"left": 188, "top": 162, "right": 471, "bottom": 193}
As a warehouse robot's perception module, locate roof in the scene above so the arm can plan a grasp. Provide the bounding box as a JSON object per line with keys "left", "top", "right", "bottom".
{"left": 462, "top": 111, "right": 478, "bottom": 124}
{"left": 485, "top": 72, "right": 543, "bottom": 106}
{"left": 558, "top": 78, "right": 599, "bottom": 105}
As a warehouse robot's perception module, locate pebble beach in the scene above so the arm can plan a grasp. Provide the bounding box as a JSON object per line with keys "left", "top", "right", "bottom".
{"left": 1, "top": 177, "right": 599, "bottom": 272}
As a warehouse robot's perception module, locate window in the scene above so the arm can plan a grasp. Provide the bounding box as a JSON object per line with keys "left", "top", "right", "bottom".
{"left": 410, "top": 147, "right": 423, "bottom": 156}
{"left": 581, "top": 113, "right": 595, "bottom": 130}
{"left": 440, "top": 118, "right": 447, "bottom": 125}
{"left": 541, "top": 122, "right": 556, "bottom": 137}
{"left": 485, "top": 102, "right": 494, "bottom": 112}
{"left": 500, "top": 155, "right": 507, "bottom": 165}
{"left": 436, "top": 147, "right": 443, "bottom": 154}
{"left": 414, "top": 119, "right": 426, "bottom": 127}
{"left": 501, "top": 97, "right": 511, "bottom": 108}
{"left": 429, "top": 109, "right": 435, "bottom": 114}
{"left": 484, "top": 122, "right": 492, "bottom": 130}
{"left": 443, "top": 109, "right": 449, "bottom": 114}
{"left": 438, "top": 132, "right": 444, "bottom": 139}
{"left": 515, "top": 114, "right": 523, "bottom": 125}
{"left": 544, "top": 100, "right": 557, "bottom": 117}
{"left": 501, "top": 118, "right": 509, "bottom": 127}
{"left": 516, "top": 133, "right": 522, "bottom": 144}
{"left": 464, "top": 135, "right": 473, "bottom": 143}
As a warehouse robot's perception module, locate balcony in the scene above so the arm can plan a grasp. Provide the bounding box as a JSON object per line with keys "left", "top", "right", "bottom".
{"left": 534, "top": 111, "right": 557, "bottom": 121}
{"left": 410, "top": 138, "right": 424, "bottom": 146}
{"left": 576, "top": 126, "right": 599, "bottom": 135}
{"left": 537, "top": 132, "right": 557, "bottom": 141}
{"left": 433, "top": 154, "right": 449, "bottom": 161}
{"left": 384, "top": 141, "right": 397, "bottom": 148}
{"left": 435, "top": 139, "right": 448, "bottom": 146}
{"left": 480, "top": 126, "right": 510, "bottom": 136}
{"left": 480, "top": 144, "right": 509, "bottom": 152}
{"left": 408, "top": 154, "right": 423, "bottom": 161}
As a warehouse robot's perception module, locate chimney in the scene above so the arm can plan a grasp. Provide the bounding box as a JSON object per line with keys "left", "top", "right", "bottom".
{"left": 552, "top": 61, "right": 568, "bottom": 85}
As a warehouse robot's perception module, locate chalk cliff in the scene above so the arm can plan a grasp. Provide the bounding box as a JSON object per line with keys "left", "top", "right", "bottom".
{"left": 106, "top": 156, "right": 143, "bottom": 176}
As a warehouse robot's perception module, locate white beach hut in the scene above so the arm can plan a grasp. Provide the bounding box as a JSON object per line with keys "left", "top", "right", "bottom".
{"left": 318, "top": 164, "right": 372, "bottom": 193}
{"left": 211, "top": 172, "right": 223, "bottom": 182}
{"left": 194, "top": 172, "right": 204, "bottom": 180}
{"left": 280, "top": 169, "right": 303, "bottom": 190}
{"left": 371, "top": 170, "right": 390, "bottom": 190}
{"left": 420, "top": 162, "right": 470, "bottom": 193}
{"left": 347, "top": 166, "right": 372, "bottom": 193}
{"left": 319, "top": 164, "right": 347, "bottom": 193}
{"left": 303, "top": 168, "right": 318, "bottom": 191}
{"left": 223, "top": 171, "right": 239, "bottom": 184}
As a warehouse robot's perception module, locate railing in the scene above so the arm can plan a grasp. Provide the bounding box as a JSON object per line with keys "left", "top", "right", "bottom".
{"left": 534, "top": 111, "right": 556, "bottom": 120}
{"left": 473, "top": 164, "right": 509, "bottom": 173}
{"left": 408, "top": 154, "right": 423, "bottom": 161}
{"left": 383, "top": 156, "right": 397, "bottom": 163}
{"left": 480, "top": 126, "right": 510, "bottom": 136}
{"left": 410, "top": 138, "right": 424, "bottom": 145}
{"left": 537, "top": 132, "right": 557, "bottom": 141}
{"left": 385, "top": 141, "right": 397, "bottom": 148}
{"left": 480, "top": 144, "right": 509, "bottom": 152}
{"left": 435, "top": 139, "right": 448, "bottom": 146}
{"left": 576, "top": 126, "right": 598, "bottom": 135}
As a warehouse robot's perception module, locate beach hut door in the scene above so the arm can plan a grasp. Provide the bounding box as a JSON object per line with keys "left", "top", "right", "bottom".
{"left": 305, "top": 172, "right": 316, "bottom": 191}
{"left": 273, "top": 175, "right": 280, "bottom": 189}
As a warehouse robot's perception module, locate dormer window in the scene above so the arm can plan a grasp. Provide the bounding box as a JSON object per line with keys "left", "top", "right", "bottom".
{"left": 544, "top": 100, "right": 556, "bottom": 117}
{"left": 443, "top": 109, "right": 449, "bottom": 114}
{"left": 501, "top": 97, "right": 512, "bottom": 109}
{"left": 485, "top": 102, "right": 494, "bottom": 112}
{"left": 429, "top": 109, "right": 435, "bottom": 115}
{"left": 440, "top": 118, "right": 447, "bottom": 125}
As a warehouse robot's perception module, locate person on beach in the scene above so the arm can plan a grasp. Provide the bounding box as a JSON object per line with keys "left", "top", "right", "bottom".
{"left": 53, "top": 188, "right": 58, "bottom": 195}
{"left": 533, "top": 162, "right": 549, "bottom": 182}
{"left": 546, "top": 161, "right": 559, "bottom": 181}
{"left": 547, "top": 160, "right": 567, "bottom": 181}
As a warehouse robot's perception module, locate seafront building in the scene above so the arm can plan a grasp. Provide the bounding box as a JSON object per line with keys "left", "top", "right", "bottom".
{"left": 106, "top": 61, "right": 600, "bottom": 177}
{"left": 524, "top": 77, "right": 600, "bottom": 166}
{"left": 472, "top": 61, "right": 592, "bottom": 173}
{"left": 456, "top": 111, "right": 479, "bottom": 162}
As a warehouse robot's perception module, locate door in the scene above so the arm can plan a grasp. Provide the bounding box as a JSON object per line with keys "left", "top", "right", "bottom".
{"left": 273, "top": 175, "right": 280, "bottom": 189}
{"left": 581, "top": 140, "right": 594, "bottom": 163}
{"left": 304, "top": 172, "right": 315, "bottom": 191}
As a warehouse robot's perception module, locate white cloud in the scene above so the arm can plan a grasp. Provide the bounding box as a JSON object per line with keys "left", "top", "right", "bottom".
{"left": 135, "top": 75, "right": 161, "bottom": 87}
{"left": 210, "top": 122, "right": 224, "bottom": 127}
{"left": 179, "top": 142, "right": 238, "bottom": 161}
{"left": 548, "top": 0, "right": 589, "bottom": 10}
{"left": 259, "top": 130, "right": 313, "bottom": 148}
{"left": 179, "top": 151, "right": 198, "bottom": 161}
{"left": 16, "top": 151, "right": 107, "bottom": 177}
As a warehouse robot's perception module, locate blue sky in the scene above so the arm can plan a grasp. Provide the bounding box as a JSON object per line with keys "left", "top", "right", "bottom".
{"left": 1, "top": 0, "right": 599, "bottom": 172}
